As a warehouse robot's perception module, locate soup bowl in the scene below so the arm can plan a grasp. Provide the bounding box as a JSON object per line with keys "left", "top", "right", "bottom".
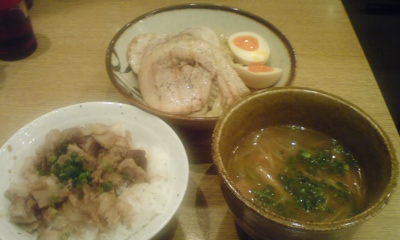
{"left": 212, "top": 87, "right": 398, "bottom": 240}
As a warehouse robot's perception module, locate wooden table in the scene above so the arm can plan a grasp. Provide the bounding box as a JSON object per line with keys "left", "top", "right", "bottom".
{"left": 1, "top": 0, "right": 399, "bottom": 239}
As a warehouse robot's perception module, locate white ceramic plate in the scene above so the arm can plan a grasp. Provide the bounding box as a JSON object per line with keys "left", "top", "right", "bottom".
{"left": 105, "top": 3, "right": 296, "bottom": 129}
{"left": 0, "top": 102, "right": 189, "bottom": 240}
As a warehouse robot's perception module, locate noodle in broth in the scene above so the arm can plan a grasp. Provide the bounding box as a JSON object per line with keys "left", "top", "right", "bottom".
{"left": 229, "top": 125, "right": 367, "bottom": 222}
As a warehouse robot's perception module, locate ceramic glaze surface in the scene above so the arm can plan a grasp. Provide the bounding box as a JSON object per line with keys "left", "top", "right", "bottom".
{"left": 106, "top": 3, "right": 296, "bottom": 129}
{"left": 212, "top": 87, "right": 398, "bottom": 240}
{"left": 0, "top": 102, "right": 189, "bottom": 240}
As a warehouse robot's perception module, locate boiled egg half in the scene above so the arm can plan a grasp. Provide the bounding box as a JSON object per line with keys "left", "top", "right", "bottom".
{"left": 232, "top": 64, "right": 282, "bottom": 89}
{"left": 228, "top": 31, "right": 270, "bottom": 65}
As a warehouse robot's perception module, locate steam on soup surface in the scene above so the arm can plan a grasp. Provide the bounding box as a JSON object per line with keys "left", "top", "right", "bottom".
{"left": 229, "top": 125, "right": 367, "bottom": 222}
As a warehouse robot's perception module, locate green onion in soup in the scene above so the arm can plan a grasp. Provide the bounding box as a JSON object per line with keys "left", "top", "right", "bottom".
{"left": 229, "top": 125, "right": 366, "bottom": 222}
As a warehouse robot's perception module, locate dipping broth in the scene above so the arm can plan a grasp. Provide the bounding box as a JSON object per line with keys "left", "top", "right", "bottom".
{"left": 228, "top": 125, "right": 367, "bottom": 222}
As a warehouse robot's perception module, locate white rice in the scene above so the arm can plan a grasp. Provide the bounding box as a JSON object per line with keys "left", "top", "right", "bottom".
{"left": 68, "top": 146, "right": 171, "bottom": 240}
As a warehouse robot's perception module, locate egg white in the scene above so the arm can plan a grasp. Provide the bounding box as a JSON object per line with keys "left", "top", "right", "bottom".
{"left": 232, "top": 64, "right": 282, "bottom": 89}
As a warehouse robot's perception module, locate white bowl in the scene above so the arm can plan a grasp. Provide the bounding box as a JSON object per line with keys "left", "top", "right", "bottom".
{"left": 106, "top": 3, "right": 296, "bottom": 130}
{"left": 0, "top": 102, "right": 189, "bottom": 240}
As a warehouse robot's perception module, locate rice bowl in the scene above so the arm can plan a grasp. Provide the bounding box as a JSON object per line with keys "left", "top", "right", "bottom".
{"left": 0, "top": 102, "right": 189, "bottom": 240}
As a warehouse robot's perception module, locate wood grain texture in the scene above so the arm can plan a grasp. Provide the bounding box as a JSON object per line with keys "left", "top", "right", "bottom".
{"left": 0, "top": 1, "right": 399, "bottom": 239}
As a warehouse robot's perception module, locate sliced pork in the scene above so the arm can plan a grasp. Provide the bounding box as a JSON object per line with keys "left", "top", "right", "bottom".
{"left": 127, "top": 26, "right": 250, "bottom": 115}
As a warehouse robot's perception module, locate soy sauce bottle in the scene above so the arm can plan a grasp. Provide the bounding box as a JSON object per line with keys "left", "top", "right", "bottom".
{"left": 0, "top": 0, "right": 37, "bottom": 61}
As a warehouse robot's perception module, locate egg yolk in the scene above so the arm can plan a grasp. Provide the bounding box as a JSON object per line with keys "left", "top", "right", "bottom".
{"left": 248, "top": 64, "right": 274, "bottom": 73}
{"left": 233, "top": 35, "right": 259, "bottom": 51}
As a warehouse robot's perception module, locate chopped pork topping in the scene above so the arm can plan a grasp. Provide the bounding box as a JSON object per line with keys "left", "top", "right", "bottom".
{"left": 4, "top": 123, "right": 149, "bottom": 239}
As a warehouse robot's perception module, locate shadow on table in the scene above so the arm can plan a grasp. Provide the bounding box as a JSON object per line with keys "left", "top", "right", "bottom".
{"left": 151, "top": 214, "right": 179, "bottom": 240}
{"left": 172, "top": 126, "right": 214, "bottom": 164}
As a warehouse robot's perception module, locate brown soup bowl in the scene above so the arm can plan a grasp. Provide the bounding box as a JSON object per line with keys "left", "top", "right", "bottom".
{"left": 212, "top": 87, "right": 398, "bottom": 240}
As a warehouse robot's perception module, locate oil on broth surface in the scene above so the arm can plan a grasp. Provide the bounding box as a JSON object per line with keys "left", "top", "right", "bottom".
{"left": 229, "top": 125, "right": 367, "bottom": 222}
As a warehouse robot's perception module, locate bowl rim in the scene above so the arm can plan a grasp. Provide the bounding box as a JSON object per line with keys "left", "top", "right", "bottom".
{"left": 105, "top": 3, "right": 297, "bottom": 124}
{"left": 212, "top": 86, "right": 399, "bottom": 231}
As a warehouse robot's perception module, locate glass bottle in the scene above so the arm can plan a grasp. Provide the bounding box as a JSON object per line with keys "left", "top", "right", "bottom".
{"left": 0, "top": 0, "right": 37, "bottom": 61}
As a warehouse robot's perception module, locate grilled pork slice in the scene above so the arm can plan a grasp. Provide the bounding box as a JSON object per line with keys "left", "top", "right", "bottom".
{"left": 127, "top": 26, "right": 249, "bottom": 115}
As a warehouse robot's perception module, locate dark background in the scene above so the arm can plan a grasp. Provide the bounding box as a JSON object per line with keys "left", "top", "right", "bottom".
{"left": 342, "top": 0, "right": 400, "bottom": 134}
